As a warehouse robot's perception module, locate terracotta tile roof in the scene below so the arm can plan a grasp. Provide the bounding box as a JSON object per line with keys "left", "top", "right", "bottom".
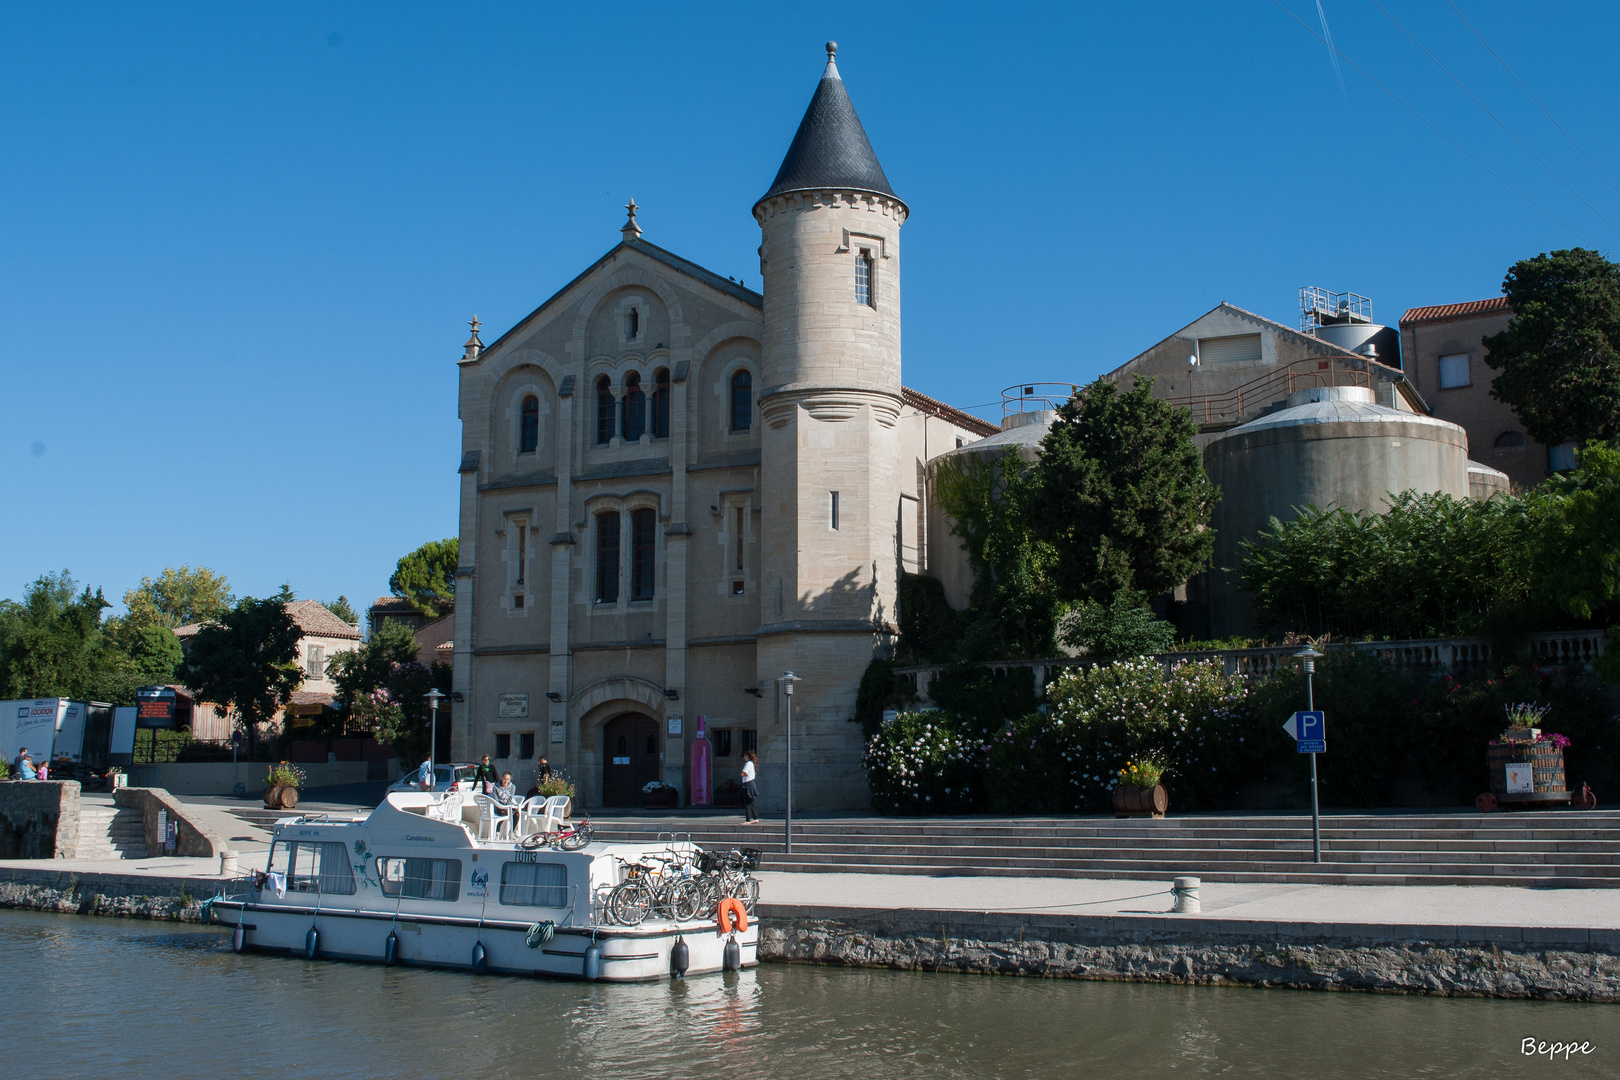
{"left": 173, "top": 623, "right": 202, "bottom": 639}
{"left": 288, "top": 690, "right": 337, "bottom": 707}
{"left": 1399, "top": 296, "right": 1511, "bottom": 325}
{"left": 285, "top": 600, "right": 362, "bottom": 640}
{"left": 901, "top": 386, "right": 1001, "bottom": 438}
{"left": 370, "top": 596, "right": 415, "bottom": 613}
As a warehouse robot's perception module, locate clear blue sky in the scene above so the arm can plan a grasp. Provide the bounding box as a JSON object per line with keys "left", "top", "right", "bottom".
{"left": 3, "top": 1, "right": 1617, "bottom": 616}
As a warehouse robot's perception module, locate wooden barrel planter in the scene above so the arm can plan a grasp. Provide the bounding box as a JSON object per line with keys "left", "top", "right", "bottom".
{"left": 1487, "top": 737, "right": 1569, "bottom": 807}
{"left": 263, "top": 785, "right": 300, "bottom": 810}
{"left": 1113, "top": 783, "right": 1168, "bottom": 819}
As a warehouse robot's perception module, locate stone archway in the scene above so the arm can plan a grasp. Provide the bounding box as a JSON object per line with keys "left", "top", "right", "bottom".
{"left": 570, "top": 676, "right": 667, "bottom": 808}
{"left": 601, "top": 713, "right": 660, "bottom": 806}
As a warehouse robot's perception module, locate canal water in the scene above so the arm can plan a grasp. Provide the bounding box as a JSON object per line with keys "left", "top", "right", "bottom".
{"left": 2, "top": 910, "right": 1613, "bottom": 1079}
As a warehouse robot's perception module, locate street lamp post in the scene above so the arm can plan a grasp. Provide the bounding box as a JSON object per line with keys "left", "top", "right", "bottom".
{"left": 1294, "top": 647, "right": 1324, "bottom": 863}
{"left": 777, "top": 671, "right": 800, "bottom": 854}
{"left": 425, "top": 688, "right": 446, "bottom": 778}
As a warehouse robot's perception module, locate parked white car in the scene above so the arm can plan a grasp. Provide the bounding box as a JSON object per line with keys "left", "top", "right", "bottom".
{"left": 386, "top": 762, "right": 479, "bottom": 794}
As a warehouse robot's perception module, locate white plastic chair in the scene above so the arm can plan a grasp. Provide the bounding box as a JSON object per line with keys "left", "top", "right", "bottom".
{"left": 473, "top": 794, "right": 513, "bottom": 840}
{"left": 516, "top": 796, "right": 549, "bottom": 838}
{"left": 539, "top": 795, "right": 570, "bottom": 833}
{"left": 433, "top": 791, "right": 464, "bottom": 824}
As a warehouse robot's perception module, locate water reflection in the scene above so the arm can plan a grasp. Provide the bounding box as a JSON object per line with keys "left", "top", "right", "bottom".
{"left": 1, "top": 910, "right": 1612, "bottom": 1079}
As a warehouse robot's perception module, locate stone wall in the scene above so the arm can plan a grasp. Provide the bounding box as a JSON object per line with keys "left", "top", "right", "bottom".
{"left": 113, "top": 786, "right": 224, "bottom": 858}
{"left": 758, "top": 906, "right": 1620, "bottom": 1002}
{"left": 0, "top": 780, "right": 81, "bottom": 859}
{"left": 0, "top": 865, "right": 214, "bottom": 922}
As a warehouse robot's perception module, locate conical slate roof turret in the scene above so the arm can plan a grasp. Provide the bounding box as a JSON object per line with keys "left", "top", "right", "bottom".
{"left": 760, "top": 43, "right": 897, "bottom": 202}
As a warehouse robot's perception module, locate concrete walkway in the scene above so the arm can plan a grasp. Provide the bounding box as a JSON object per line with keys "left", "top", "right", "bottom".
{"left": 753, "top": 870, "right": 1620, "bottom": 931}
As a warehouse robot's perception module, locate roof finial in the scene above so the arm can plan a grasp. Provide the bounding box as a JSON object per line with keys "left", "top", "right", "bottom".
{"left": 622, "top": 198, "right": 642, "bottom": 240}
{"left": 824, "top": 40, "right": 839, "bottom": 78}
{"left": 460, "top": 315, "right": 484, "bottom": 363}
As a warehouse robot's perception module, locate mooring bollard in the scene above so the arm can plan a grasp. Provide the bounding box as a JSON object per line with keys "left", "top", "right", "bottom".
{"left": 219, "top": 850, "right": 239, "bottom": 876}
{"left": 1171, "top": 876, "right": 1201, "bottom": 914}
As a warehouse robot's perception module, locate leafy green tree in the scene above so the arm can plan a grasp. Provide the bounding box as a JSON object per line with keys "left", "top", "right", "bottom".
{"left": 1484, "top": 248, "right": 1620, "bottom": 445}
{"left": 122, "top": 566, "right": 233, "bottom": 629}
{"left": 389, "top": 539, "right": 458, "bottom": 620}
{"left": 112, "top": 622, "right": 184, "bottom": 687}
{"left": 1025, "top": 377, "right": 1219, "bottom": 606}
{"left": 179, "top": 588, "right": 303, "bottom": 759}
{"left": 327, "top": 621, "right": 451, "bottom": 760}
{"left": 933, "top": 449, "right": 1064, "bottom": 659}
{"left": 1533, "top": 441, "right": 1620, "bottom": 625}
{"left": 0, "top": 571, "right": 145, "bottom": 702}
{"left": 323, "top": 595, "right": 359, "bottom": 626}
{"left": 1061, "top": 591, "right": 1178, "bottom": 658}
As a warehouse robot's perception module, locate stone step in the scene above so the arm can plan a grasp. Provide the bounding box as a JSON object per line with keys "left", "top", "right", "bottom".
{"left": 752, "top": 862, "right": 1620, "bottom": 889}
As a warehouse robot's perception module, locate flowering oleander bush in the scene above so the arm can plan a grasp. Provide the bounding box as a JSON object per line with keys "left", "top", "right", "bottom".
{"left": 863, "top": 709, "right": 989, "bottom": 814}
{"left": 984, "top": 657, "right": 1258, "bottom": 814}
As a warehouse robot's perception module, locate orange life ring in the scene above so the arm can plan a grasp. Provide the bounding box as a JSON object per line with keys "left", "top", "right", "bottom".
{"left": 715, "top": 897, "right": 748, "bottom": 934}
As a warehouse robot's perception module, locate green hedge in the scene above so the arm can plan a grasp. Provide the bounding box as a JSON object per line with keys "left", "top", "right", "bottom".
{"left": 862, "top": 654, "right": 1620, "bottom": 814}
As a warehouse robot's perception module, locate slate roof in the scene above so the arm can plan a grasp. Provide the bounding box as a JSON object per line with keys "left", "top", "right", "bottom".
{"left": 760, "top": 50, "right": 896, "bottom": 203}
{"left": 1399, "top": 296, "right": 1511, "bottom": 324}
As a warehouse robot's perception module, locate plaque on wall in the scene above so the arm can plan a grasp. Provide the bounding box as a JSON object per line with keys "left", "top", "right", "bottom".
{"left": 667, "top": 715, "right": 683, "bottom": 736}
{"left": 499, "top": 694, "right": 529, "bottom": 718}
{"left": 550, "top": 719, "right": 565, "bottom": 744}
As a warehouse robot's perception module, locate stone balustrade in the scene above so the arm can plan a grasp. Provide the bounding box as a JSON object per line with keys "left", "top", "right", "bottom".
{"left": 893, "top": 629, "right": 1611, "bottom": 702}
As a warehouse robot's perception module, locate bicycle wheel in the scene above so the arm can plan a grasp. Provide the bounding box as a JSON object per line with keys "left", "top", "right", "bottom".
{"left": 560, "top": 827, "right": 589, "bottom": 851}
{"left": 694, "top": 876, "right": 719, "bottom": 914}
{"left": 669, "top": 879, "right": 702, "bottom": 921}
{"left": 608, "top": 881, "right": 649, "bottom": 926}
{"left": 742, "top": 876, "right": 759, "bottom": 916}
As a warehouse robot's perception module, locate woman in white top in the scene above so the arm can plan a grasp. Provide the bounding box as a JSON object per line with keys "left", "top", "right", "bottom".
{"left": 740, "top": 751, "right": 759, "bottom": 823}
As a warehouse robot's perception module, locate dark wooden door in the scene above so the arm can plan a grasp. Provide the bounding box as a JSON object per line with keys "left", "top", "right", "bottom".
{"left": 602, "top": 714, "right": 660, "bottom": 806}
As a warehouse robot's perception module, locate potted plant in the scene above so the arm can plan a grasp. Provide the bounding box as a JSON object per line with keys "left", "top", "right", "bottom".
{"left": 537, "top": 775, "right": 576, "bottom": 820}
{"left": 1488, "top": 703, "right": 1571, "bottom": 806}
{"left": 264, "top": 762, "right": 307, "bottom": 809}
{"left": 1112, "top": 756, "right": 1169, "bottom": 818}
{"left": 641, "top": 780, "right": 679, "bottom": 809}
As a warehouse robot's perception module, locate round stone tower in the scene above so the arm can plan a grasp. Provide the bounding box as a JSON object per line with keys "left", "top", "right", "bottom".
{"left": 751, "top": 43, "right": 908, "bottom": 809}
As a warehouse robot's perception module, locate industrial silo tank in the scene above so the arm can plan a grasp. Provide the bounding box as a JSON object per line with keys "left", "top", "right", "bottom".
{"left": 1203, "top": 386, "right": 1469, "bottom": 637}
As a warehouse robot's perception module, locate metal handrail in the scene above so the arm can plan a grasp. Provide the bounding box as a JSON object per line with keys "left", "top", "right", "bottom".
{"left": 1166, "top": 355, "right": 1381, "bottom": 426}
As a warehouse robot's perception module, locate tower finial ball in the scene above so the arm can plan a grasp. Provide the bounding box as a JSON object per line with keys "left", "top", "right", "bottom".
{"left": 826, "top": 41, "right": 837, "bottom": 58}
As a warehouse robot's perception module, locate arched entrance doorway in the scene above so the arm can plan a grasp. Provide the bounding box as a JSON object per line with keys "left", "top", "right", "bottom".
{"left": 602, "top": 713, "right": 660, "bottom": 807}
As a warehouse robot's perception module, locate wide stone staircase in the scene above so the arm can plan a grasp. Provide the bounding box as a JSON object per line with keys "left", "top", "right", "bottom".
{"left": 589, "top": 811, "right": 1620, "bottom": 888}
{"left": 76, "top": 803, "right": 149, "bottom": 860}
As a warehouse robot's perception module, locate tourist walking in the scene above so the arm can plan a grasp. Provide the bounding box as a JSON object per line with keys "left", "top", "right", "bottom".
{"left": 473, "top": 754, "right": 498, "bottom": 795}
{"left": 740, "top": 751, "right": 759, "bottom": 823}
{"left": 15, "top": 749, "right": 37, "bottom": 780}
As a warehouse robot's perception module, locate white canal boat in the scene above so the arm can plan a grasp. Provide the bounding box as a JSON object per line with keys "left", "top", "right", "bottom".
{"left": 210, "top": 791, "right": 759, "bottom": 982}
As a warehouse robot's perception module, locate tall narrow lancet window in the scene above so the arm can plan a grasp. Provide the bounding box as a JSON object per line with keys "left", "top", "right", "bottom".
{"left": 595, "top": 511, "right": 620, "bottom": 602}
{"left": 622, "top": 372, "right": 646, "bottom": 442}
{"left": 630, "top": 509, "right": 656, "bottom": 601}
{"left": 519, "top": 395, "right": 539, "bottom": 453}
{"left": 626, "top": 307, "right": 639, "bottom": 340}
{"left": 730, "top": 369, "right": 752, "bottom": 432}
{"left": 651, "top": 368, "right": 670, "bottom": 438}
{"left": 855, "top": 251, "right": 873, "bottom": 306}
{"left": 596, "top": 376, "right": 616, "bottom": 445}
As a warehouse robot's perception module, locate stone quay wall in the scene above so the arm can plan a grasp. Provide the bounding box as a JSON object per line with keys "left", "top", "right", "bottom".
{"left": 756, "top": 904, "right": 1620, "bottom": 1002}
{"left": 0, "top": 866, "right": 215, "bottom": 922}
{"left": 0, "top": 780, "right": 81, "bottom": 859}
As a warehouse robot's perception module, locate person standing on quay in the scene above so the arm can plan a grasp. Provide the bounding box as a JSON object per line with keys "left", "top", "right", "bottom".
{"left": 740, "top": 751, "right": 759, "bottom": 824}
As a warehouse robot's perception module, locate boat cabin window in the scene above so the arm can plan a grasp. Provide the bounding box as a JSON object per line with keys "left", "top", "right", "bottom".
{"left": 500, "top": 861, "right": 568, "bottom": 907}
{"left": 377, "top": 856, "right": 463, "bottom": 902}
{"left": 283, "top": 841, "right": 357, "bottom": 895}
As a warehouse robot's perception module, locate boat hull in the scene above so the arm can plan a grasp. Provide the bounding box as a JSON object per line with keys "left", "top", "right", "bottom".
{"left": 211, "top": 900, "right": 757, "bottom": 982}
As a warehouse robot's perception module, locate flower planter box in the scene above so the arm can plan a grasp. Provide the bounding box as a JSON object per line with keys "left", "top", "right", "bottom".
{"left": 641, "top": 788, "right": 679, "bottom": 810}
{"left": 1488, "top": 730, "right": 1569, "bottom": 807}
{"left": 1113, "top": 783, "right": 1168, "bottom": 819}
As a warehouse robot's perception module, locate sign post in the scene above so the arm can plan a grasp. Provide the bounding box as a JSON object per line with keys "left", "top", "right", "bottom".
{"left": 777, "top": 672, "right": 800, "bottom": 854}
{"left": 1288, "top": 647, "right": 1327, "bottom": 863}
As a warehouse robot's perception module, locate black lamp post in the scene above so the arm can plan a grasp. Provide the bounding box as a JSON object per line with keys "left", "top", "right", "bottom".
{"left": 425, "top": 688, "right": 446, "bottom": 776}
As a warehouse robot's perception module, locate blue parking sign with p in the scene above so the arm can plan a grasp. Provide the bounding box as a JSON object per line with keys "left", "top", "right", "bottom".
{"left": 1284, "top": 710, "right": 1326, "bottom": 753}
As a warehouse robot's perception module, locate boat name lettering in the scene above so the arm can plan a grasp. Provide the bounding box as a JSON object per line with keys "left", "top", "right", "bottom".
{"left": 514, "top": 849, "right": 548, "bottom": 864}
{"left": 403, "top": 834, "right": 437, "bottom": 842}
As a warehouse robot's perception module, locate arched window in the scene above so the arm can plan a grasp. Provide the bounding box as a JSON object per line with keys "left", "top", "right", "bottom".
{"left": 631, "top": 508, "right": 656, "bottom": 601}
{"left": 595, "top": 511, "right": 620, "bottom": 602}
{"left": 1494, "top": 430, "right": 1526, "bottom": 448}
{"left": 730, "top": 369, "right": 752, "bottom": 432}
{"left": 651, "top": 368, "right": 670, "bottom": 439}
{"left": 622, "top": 372, "right": 646, "bottom": 442}
{"left": 519, "top": 395, "right": 539, "bottom": 454}
{"left": 596, "top": 376, "right": 616, "bottom": 445}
